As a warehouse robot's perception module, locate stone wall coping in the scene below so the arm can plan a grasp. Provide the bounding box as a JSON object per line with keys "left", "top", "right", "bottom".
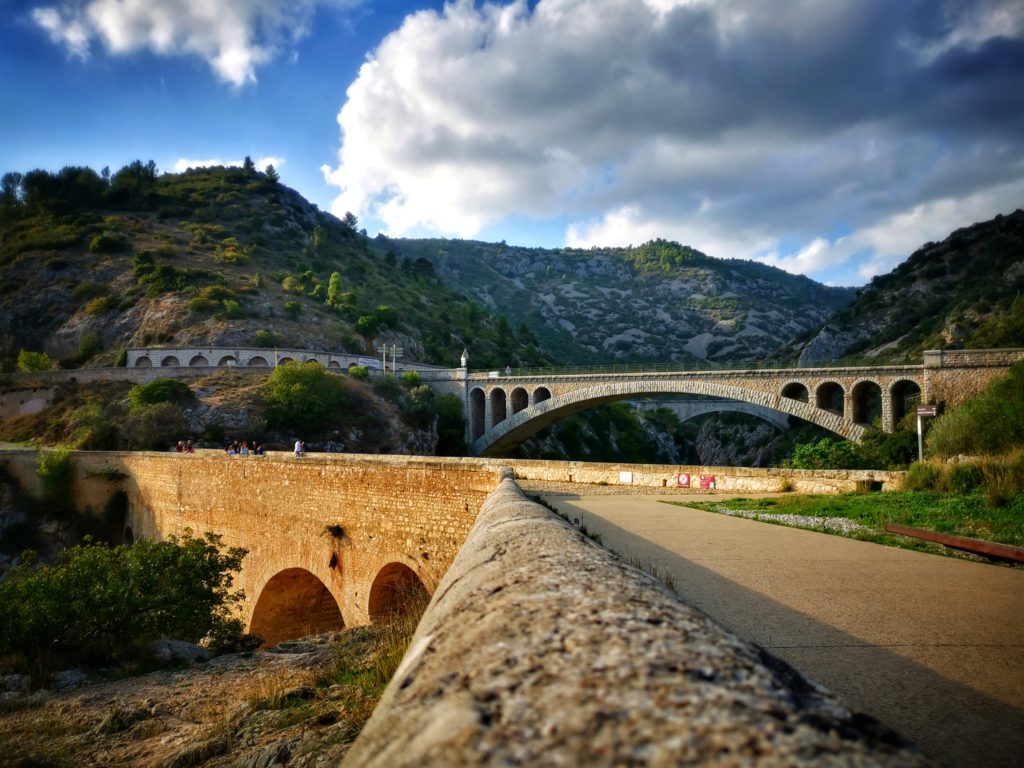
{"left": 343, "top": 478, "right": 929, "bottom": 767}
{"left": 0, "top": 448, "right": 904, "bottom": 490}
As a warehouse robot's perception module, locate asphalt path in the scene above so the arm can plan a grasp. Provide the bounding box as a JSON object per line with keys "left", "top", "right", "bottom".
{"left": 537, "top": 491, "right": 1024, "bottom": 768}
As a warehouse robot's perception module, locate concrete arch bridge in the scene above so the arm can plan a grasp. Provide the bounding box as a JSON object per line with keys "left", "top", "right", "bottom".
{"left": 427, "top": 349, "right": 1024, "bottom": 457}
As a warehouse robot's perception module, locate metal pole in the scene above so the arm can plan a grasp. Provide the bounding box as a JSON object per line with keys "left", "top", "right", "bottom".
{"left": 917, "top": 414, "right": 923, "bottom": 463}
{"left": 381, "top": 346, "right": 387, "bottom": 374}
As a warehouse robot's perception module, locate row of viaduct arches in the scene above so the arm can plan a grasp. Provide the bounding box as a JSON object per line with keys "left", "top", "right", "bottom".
{"left": 467, "top": 375, "right": 924, "bottom": 454}
{"left": 134, "top": 353, "right": 369, "bottom": 370}
{"left": 248, "top": 561, "right": 429, "bottom": 647}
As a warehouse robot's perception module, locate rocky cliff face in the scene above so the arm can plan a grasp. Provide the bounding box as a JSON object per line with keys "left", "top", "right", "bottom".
{"left": 385, "top": 239, "right": 854, "bottom": 365}
{"left": 792, "top": 208, "right": 1024, "bottom": 362}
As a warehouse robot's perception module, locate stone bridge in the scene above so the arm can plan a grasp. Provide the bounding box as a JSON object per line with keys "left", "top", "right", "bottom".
{"left": 421, "top": 349, "right": 1024, "bottom": 456}
{"left": 2, "top": 450, "right": 497, "bottom": 646}
{"left": 0, "top": 449, "right": 930, "bottom": 763}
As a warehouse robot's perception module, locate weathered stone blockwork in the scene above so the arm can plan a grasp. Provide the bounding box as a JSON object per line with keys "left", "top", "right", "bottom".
{"left": 345, "top": 476, "right": 930, "bottom": 767}
{"left": 1, "top": 451, "right": 499, "bottom": 632}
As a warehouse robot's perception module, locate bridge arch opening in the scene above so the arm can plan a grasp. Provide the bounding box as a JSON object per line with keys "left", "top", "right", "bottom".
{"left": 161, "top": 355, "right": 180, "bottom": 367}
{"left": 851, "top": 380, "right": 882, "bottom": 425}
{"left": 218, "top": 355, "right": 236, "bottom": 366}
{"left": 470, "top": 388, "right": 486, "bottom": 440}
{"left": 278, "top": 357, "right": 295, "bottom": 365}
{"left": 248, "top": 356, "right": 269, "bottom": 367}
{"left": 781, "top": 382, "right": 809, "bottom": 402}
{"left": 511, "top": 387, "right": 529, "bottom": 415}
{"left": 368, "top": 563, "right": 429, "bottom": 624}
{"left": 532, "top": 387, "right": 551, "bottom": 406}
{"left": 134, "top": 356, "right": 152, "bottom": 368}
{"left": 328, "top": 360, "right": 341, "bottom": 370}
{"left": 189, "top": 354, "right": 209, "bottom": 367}
{"left": 490, "top": 388, "right": 508, "bottom": 427}
{"left": 891, "top": 379, "right": 922, "bottom": 424}
{"left": 249, "top": 568, "right": 344, "bottom": 647}
{"left": 815, "top": 382, "right": 845, "bottom": 415}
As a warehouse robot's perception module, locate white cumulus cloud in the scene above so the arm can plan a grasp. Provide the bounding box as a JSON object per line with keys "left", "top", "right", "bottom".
{"left": 31, "top": 0, "right": 356, "bottom": 86}
{"left": 324, "top": 0, "right": 1024, "bottom": 281}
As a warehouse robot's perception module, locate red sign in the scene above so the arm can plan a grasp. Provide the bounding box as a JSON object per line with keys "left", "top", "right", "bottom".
{"left": 700, "top": 475, "right": 716, "bottom": 490}
{"left": 676, "top": 473, "right": 690, "bottom": 488}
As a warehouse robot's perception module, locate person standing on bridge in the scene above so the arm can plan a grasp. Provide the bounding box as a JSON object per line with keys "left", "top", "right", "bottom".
{"left": 294, "top": 439, "right": 304, "bottom": 457}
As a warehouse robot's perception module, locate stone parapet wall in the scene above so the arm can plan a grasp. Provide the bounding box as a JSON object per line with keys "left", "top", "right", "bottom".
{"left": 490, "top": 457, "right": 904, "bottom": 493}
{"left": 343, "top": 475, "right": 929, "bottom": 767}
{"left": 922, "top": 348, "right": 1024, "bottom": 407}
{"left": 923, "top": 348, "right": 1024, "bottom": 368}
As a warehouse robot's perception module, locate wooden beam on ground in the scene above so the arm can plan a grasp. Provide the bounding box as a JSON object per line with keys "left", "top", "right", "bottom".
{"left": 884, "top": 523, "right": 1024, "bottom": 563}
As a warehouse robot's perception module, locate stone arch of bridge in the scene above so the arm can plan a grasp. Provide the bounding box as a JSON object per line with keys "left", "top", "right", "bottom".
{"left": 189, "top": 354, "right": 209, "bottom": 367}
{"left": 473, "top": 380, "right": 864, "bottom": 456}
{"left": 890, "top": 379, "right": 922, "bottom": 424}
{"left": 249, "top": 567, "right": 345, "bottom": 647}
{"left": 161, "top": 355, "right": 180, "bottom": 367}
{"left": 134, "top": 355, "right": 152, "bottom": 368}
{"left": 510, "top": 387, "right": 529, "bottom": 415}
{"left": 850, "top": 379, "right": 883, "bottom": 425}
{"left": 815, "top": 381, "right": 845, "bottom": 415}
{"left": 368, "top": 559, "right": 431, "bottom": 624}
{"left": 780, "top": 381, "right": 809, "bottom": 402}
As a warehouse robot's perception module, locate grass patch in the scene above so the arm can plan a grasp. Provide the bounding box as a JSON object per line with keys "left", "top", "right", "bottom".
{"left": 675, "top": 491, "right": 1024, "bottom": 559}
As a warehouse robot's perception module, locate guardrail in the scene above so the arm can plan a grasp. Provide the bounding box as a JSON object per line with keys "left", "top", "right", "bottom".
{"left": 489, "top": 355, "right": 922, "bottom": 377}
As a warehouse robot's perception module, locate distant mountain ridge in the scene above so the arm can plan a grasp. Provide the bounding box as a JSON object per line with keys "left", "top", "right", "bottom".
{"left": 378, "top": 237, "right": 854, "bottom": 365}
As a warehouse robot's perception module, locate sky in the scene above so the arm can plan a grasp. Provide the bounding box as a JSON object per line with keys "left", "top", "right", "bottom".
{"left": 3, "top": 0, "right": 1023, "bottom": 287}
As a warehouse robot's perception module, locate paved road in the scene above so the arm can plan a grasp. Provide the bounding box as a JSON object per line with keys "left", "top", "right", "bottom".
{"left": 539, "top": 491, "right": 1024, "bottom": 768}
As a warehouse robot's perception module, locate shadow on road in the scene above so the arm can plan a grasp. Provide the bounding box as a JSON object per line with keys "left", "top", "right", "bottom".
{"left": 549, "top": 496, "right": 1024, "bottom": 768}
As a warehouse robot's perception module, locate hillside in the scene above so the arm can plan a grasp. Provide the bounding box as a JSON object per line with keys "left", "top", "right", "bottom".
{"left": 0, "top": 162, "right": 546, "bottom": 372}
{"left": 794, "top": 209, "right": 1024, "bottom": 363}
{"left": 379, "top": 238, "right": 854, "bottom": 364}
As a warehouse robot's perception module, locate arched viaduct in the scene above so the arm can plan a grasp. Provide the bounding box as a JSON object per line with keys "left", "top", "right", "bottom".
{"left": 421, "top": 349, "right": 1024, "bottom": 456}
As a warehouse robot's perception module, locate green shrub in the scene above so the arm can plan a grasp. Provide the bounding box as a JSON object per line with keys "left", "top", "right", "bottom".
{"left": 16, "top": 349, "right": 54, "bottom": 372}
{"left": 0, "top": 532, "right": 250, "bottom": 683}
{"left": 903, "top": 461, "right": 942, "bottom": 491}
{"left": 941, "top": 463, "right": 984, "bottom": 494}
{"left": 435, "top": 393, "right": 467, "bottom": 456}
{"left": 120, "top": 401, "right": 189, "bottom": 450}
{"left": 263, "top": 361, "right": 348, "bottom": 435}
{"left": 978, "top": 453, "right": 1024, "bottom": 508}
{"left": 84, "top": 295, "right": 119, "bottom": 316}
{"left": 254, "top": 330, "right": 283, "bottom": 348}
{"left": 399, "top": 371, "right": 421, "bottom": 389}
{"left": 348, "top": 365, "right": 369, "bottom": 380}
{"left": 784, "top": 437, "right": 863, "bottom": 470}
{"left": 928, "top": 360, "right": 1024, "bottom": 458}
{"left": 188, "top": 296, "right": 219, "bottom": 313}
{"left": 71, "top": 281, "right": 110, "bottom": 302}
{"left": 37, "top": 447, "right": 74, "bottom": 517}
{"left": 88, "top": 231, "right": 129, "bottom": 253}
{"left": 373, "top": 374, "right": 402, "bottom": 401}
{"left": 283, "top": 300, "right": 302, "bottom": 320}
{"left": 69, "top": 401, "right": 117, "bottom": 449}
{"left": 401, "top": 385, "right": 435, "bottom": 429}
{"left": 128, "top": 378, "right": 195, "bottom": 411}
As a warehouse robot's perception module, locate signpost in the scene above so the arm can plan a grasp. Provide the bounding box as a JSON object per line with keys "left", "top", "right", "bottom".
{"left": 916, "top": 405, "right": 938, "bottom": 462}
